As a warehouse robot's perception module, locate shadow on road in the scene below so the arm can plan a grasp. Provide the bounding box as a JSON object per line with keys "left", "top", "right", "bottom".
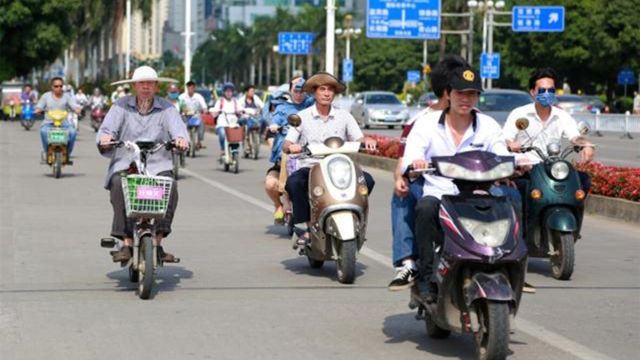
{"left": 264, "top": 224, "right": 291, "bottom": 239}
{"left": 382, "top": 312, "right": 520, "bottom": 359}
{"left": 106, "top": 265, "right": 194, "bottom": 298}
{"left": 280, "top": 257, "right": 367, "bottom": 283}
{"left": 526, "top": 258, "right": 556, "bottom": 279}
{"left": 42, "top": 172, "right": 87, "bottom": 179}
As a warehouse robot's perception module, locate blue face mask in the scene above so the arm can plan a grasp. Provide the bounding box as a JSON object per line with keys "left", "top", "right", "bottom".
{"left": 535, "top": 91, "right": 556, "bottom": 108}
{"left": 168, "top": 92, "right": 179, "bottom": 100}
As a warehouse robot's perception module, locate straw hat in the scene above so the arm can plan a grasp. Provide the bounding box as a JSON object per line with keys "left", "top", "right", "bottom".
{"left": 302, "top": 72, "right": 346, "bottom": 94}
{"left": 111, "top": 66, "right": 177, "bottom": 86}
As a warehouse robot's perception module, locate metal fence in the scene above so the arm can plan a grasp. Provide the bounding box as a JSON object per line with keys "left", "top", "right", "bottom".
{"left": 573, "top": 112, "right": 640, "bottom": 138}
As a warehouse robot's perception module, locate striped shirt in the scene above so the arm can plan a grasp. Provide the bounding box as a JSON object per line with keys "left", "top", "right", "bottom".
{"left": 285, "top": 104, "right": 363, "bottom": 168}
{"left": 96, "top": 95, "right": 189, "bottom": 188}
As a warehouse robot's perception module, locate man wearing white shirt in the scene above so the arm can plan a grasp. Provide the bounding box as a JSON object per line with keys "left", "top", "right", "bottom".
{"left": 503, "top": 68, "right": 594, "bottom": 196}
{"left": 179, "top": 81, "right": 209, "bottom": 149}
{"left": 401, "top": 65, "right": 513, "bottom": 300}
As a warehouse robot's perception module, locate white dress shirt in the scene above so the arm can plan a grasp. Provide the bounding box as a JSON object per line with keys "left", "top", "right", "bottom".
{"left": 503, "top": 103, "right": 580, "bottom": 164}
{"left": 402, "top": 110, "right": 509, "bottom": 199}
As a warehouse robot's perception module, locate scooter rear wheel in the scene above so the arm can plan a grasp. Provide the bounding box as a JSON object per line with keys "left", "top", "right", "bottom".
{"left": 424, "top": 309, "right": 450, "bottom": 339}
{"left": 550, "top": 232, "right": 575, "bottom": 280}
{"left": 474, "top": 300, "right": 509, "bottom": 360}
{"left": 307, "top": 256, "right": 324, "bottom": 269}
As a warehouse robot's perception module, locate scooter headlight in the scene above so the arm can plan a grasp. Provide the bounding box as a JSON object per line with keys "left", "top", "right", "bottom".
{"left": 550, "top": 161, "right": 570, "bottom": 180}
{"left": 458, "top": 217, "right": 510, "bottom": 248}
{"left": 327, "top": 158, "right": 353, "bottom": 190}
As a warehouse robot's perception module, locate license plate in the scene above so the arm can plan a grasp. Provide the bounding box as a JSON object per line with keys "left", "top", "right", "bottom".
{"left": 48, "top": 130, "right": 68, "bottom": 143}
{"left": 136, "top": 186, "right": 164, "bottom": 200}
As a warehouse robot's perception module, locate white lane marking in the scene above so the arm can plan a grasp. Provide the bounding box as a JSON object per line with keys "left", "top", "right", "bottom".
{"left": 182, "top": 167, "right": 617, "bottom": 360}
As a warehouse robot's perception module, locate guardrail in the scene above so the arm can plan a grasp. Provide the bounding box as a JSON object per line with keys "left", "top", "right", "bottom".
{"left": 574, "top": 111, "right": 640, "bottom": 139}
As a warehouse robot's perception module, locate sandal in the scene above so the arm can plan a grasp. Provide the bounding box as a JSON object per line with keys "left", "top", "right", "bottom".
{"left": 274, "top": 209, "right": 285, "bottom": 224}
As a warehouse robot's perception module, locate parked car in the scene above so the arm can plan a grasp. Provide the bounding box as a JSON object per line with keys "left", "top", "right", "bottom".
{"left": 417, "top": 92, "right": 438, "bottom": 108}
{"left": 476, "top": 88, "right": 532, "bottom": 125}
{"left": 582, "top": 95, "right": 607, "bottom": 113}
{"left": 555, "top": 95, "right": 594, "bottom": 114}
{"left": 350, "top": 91, "right": 409, "bottom": 129}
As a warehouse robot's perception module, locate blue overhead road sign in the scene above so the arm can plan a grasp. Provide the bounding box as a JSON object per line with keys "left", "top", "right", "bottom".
{"left": 366, "top": 0, "right": 441, "bottom": 39}
{"left": 512, "top": 6, "right": 565, "bottom": 32}
{"left": 407, "top": 70, "right": 421, "bottom": 83}
{"left": 617, "top": 69, "right": 636, "bottom": 85}
{"left": 343, "top": 59, "right": 354, "bottom": 83}
{"left": 480, "top": 53, "right": 500, "bottom": 79}
{"left": 277, "top": 32, "right": 315, "bottom": 55}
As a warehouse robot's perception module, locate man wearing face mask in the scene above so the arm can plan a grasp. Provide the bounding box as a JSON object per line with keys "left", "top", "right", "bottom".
{"left": 503, "top": 67, "right": 594, "bottom": 195}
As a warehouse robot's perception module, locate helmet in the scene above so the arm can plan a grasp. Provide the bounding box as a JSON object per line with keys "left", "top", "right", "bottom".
{"left": 222, "top": 82, "right": 235, "bottom": 92}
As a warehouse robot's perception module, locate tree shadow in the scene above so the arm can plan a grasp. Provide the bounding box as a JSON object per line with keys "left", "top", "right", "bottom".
{"left": 106, "top": 265, "right": 194, "bottom": 299}
{"left": 280, "top": 256, "right": 367, "bottom": 283}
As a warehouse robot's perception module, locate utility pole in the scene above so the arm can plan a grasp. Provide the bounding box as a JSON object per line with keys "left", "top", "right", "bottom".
{"left": 126, "top": 0, "right": 131, "bottom": 76}
{"left": 184, "top": 0, "right": 192, "bottom": 83}
{"left": 325, "top": 0, "right": 336, "bottom": 75}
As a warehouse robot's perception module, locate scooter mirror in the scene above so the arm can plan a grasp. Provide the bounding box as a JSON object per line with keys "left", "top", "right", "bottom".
{"left": 577, "top": 121, "right": 590, "bottom": 135}
{"left": 515, "top": 118, "right": 529, "bottom": 130}
{"left": 287, "top": 114, "right": 301, "bottom": 127}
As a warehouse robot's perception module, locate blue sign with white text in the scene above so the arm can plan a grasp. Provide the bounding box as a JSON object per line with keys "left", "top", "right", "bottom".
{"left": 343, "top": 59, "right": 354, "bottom": 83}
{"left": 407, "top": 70, "right": 421, "bottom": 83}
{"left": 617, "top": 69, "right": 636, "bottom": 85}
{"left": 366, "top": 0, "right": 441, "bottom": 39}
{"left": 512, "top": 6, "right": 565, "bottom": 32}
{"left": 277, "top": 32, "right": 315, "bottom": 55}
{"left": 480, "top": 53, "right": 500, "bottom": 79}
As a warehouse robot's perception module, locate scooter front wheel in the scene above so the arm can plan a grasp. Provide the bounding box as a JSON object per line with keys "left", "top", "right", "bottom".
{"left": 138, "top": 235, "right": 155, "bottom": 300}
{"left": 474, "top": 300, "right": 509, "bottom": 360}
{"left": 550, "top": 232, "right": 575, "bottom": 280}
{"left": 53, "top": 152, "right": 62, "bottom": 179}
{"left": 336, "top": 239, "right": 356, "bottom": 284}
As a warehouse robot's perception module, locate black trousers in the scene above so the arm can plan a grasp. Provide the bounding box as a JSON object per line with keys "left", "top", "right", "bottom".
{"left": 109, "top": 171, "right": 178, "bottom": 239}
{"left": 285, "top": 167, "right": 375, "bottom": 224}
{"left": 414, "top": 196, "right": 443, "bottom": 282}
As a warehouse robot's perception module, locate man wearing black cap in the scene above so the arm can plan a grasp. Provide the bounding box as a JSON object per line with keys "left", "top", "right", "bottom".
{"left": 400, "top": 64, "right": 512, "bottom": 301}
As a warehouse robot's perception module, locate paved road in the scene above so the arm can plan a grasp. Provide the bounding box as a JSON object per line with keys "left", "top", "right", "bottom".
{"left": 1, "top": 119, "right": 638, "bottom": 360}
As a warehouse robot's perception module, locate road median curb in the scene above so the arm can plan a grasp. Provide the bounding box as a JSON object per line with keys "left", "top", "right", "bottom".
{"left": 350, "top": 152, "right": 640, "bottom": 224}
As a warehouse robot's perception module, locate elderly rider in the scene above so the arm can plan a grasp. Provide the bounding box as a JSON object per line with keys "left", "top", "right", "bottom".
{"left": 97, "top": 66, "right": 189, "bottom": 263}
{"left": 283, "top": 72, "right": 377, "bottom": 245}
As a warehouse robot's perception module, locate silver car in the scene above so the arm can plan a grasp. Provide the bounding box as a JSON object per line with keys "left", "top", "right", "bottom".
{"left": 350, "top": 91, "right": 410, "bottom": 129}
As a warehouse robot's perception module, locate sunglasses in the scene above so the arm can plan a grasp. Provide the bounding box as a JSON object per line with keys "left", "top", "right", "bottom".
{"left": 537, "top": 87, "right": 556, "bottom": 94}
{"left": 52, "top": 85, "right": 63, "bottom": 88}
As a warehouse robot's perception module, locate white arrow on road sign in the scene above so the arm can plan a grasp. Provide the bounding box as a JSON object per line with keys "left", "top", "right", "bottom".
{"left": 549, "top": 13, "right": 559, "bottom": 24}
{"left": 401, "top": 9, "right": 406, "bottom": 29}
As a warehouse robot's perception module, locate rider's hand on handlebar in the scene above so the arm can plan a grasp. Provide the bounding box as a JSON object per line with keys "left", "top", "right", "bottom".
{"left": 268, "top": 124, "right": 279, "bottom": 133}
{"left": 175, "top": 137, "right": 189, "bottom": 151}
{"left": 507, "top": 139, "right": 522, "bottom": 153}
{"left": 99, "top": 134, "right": 114, "bottom": 150}
{"left": 363, "top": 137, "right": 377, "bottom": 152}
{"left": 578, "top": 146, "right": 594, "bottom": 164}
{"left": 289, "top": 144, "right": 302, "bottom": 154}
{"left": 411, "top": 159, "right": 429, "bottom": 171}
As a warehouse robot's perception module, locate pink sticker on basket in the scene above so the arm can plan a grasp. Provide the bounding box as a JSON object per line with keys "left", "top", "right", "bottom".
{"left": 136, "top": 186, "right": 164, "bottom": 200}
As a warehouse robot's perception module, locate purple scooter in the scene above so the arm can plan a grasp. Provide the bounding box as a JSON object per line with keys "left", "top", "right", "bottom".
{"left": 409, "top": 150, "right": 527, "bottom": 360}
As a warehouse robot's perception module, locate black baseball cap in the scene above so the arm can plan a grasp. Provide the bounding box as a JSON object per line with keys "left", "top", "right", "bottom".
{"left": 449, "top": 65, "right": 482, "bottom": 92}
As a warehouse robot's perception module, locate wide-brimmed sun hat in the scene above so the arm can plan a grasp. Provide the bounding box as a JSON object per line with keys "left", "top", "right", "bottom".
{"left": 302, "top": 72, "right": 346, "bottom": 94}
{"left": 111, "top": 65, "right": 177, "bottom": 86}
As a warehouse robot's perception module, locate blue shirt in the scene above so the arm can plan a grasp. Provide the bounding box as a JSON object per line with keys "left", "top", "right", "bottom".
{"left": 269, "top": 96, "right": 315, "bottom": 163}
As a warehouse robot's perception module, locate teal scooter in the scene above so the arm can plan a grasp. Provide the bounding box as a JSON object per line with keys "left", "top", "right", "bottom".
{"left": 514, "top": 118, "right": 589, "bottom": 280}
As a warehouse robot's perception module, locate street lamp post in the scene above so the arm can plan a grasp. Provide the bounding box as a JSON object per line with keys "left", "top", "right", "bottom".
{"left": 335, "top": 15, "right": 361, "bottom": 97}
{"left": 468, "top": 0, "right": 506, "bottom": 89}
{"left": 325, "top": 0, "right": 336, "bottom": 75}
